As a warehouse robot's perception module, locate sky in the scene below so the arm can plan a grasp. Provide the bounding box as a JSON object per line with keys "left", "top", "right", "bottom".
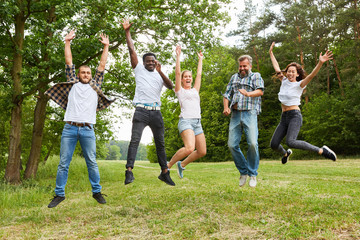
{"left": 111, "top": 0, "right": 264, "bottom": 144}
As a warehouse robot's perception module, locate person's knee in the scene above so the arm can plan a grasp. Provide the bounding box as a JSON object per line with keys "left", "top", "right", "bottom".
{"left": 248, "top": 141, "right": 258, "bottom": 150}
{"left": 184, "top": 146, "right": 195, "bottom": 155}
{"left": 198, "top": 148, "right": 206, "bottom": 158}
{"left": 286, "top": 139, "right": 296, "bottom": 148}
{"left": 270, "top": 140, "right": 279, "bottom": 150}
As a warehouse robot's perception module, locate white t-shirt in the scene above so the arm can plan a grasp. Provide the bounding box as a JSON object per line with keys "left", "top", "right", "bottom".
{"left": 133, "top": 63, "right": 166, "bottom": 105}
{"left": 278, "top": 78, "right": 306, "bottom": 106}
{"left": 175, "top": 87, "right": 201, "bottom": 119}
{"left": 64, "top": 82, "right": 98, "bottom": 124}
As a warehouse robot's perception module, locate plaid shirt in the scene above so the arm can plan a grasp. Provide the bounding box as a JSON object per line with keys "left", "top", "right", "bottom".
{"left": 223, "top": 70, "right": 264, "bottom": 115}
{"left": 45, "top": 65, "right": 115, "bottom": 111}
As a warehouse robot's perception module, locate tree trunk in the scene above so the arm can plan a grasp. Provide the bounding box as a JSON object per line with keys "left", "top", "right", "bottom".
{"left": 24, "top": 6, "right": 55, "bottom": 179}
{"left": 327, "top": 61, "right": 330, "bottom": 95}
{"left": 24, "top": 91, "right": 49, "bottom": 179}
{"left": 332, "top": 58, "right": 344, "bottom": 96}
{"left": 354, "top": 0, "right": 360, "bottom": 71}
{"left": 252, "top": 45, "right": 260, "bottom": 72}
{"left": 5, "top": 4, "right": 26, "bottom": 184}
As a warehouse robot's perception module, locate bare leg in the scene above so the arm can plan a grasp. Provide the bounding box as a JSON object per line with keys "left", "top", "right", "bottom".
{"left": 167, "top": 129, "right": 195, "bottom": 169}
{"left": 181, "top": 133, "right": 206, "bottom": 167}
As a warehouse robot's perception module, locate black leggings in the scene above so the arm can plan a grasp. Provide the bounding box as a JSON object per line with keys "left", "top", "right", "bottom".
{"left": 270, "top": 110, "right": 319, "bottom": 155}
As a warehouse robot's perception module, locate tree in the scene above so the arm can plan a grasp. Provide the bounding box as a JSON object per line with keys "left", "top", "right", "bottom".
{"left": 107, "top": 145, "right": 121, "bottom": 160}
{"left": 1, "top": 0, "right": 231, "bottom": 183}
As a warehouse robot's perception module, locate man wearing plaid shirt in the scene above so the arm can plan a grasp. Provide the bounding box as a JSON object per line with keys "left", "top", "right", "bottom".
{"left": 223, "top": 55, "right": 264, "bottom": 188}
{"left": 46, "top": 30, "right": 115, "bottom": 208}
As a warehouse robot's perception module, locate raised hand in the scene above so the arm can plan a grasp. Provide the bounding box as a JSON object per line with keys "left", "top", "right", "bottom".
{"left": 269, "top": 42, "right": 275, "bottom": 54}
{"left": 176, "top": 45, "right": 181, "bottom": 57}
{"left": 65, "top": 30, "right": 75, "bottom": 42}
{"left": 319, "top": 50, "right": 333, "bottom": 63}
{"left": 99, "top": 33, "right": 109, "bottom": 46}
{"left": 121, "top": 19, "right": 133, "bottom": 31}
{"left": 198, "top": 50, "right": 204, "bottom": 60}
{"left": 155, "top": 60, "right": 161, "bottom": 72}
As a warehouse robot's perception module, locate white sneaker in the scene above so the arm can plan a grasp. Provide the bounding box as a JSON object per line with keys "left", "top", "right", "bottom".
{"left": 239, "top": 175, "right": 248, "bottom": 187}
{"left": 249, "top": 176, "right": 257, "bottom": 188}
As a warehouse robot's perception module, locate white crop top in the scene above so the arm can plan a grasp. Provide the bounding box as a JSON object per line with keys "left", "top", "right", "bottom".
{"left": 278, "top": 78, "right": 306, "bottom": 106}
{"left": 175, "top": 87, "right": 201, "bottom": 119}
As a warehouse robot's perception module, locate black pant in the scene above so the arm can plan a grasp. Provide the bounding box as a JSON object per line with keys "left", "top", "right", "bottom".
{"left": 126, "top": 107, "right": 167, "bottom": 170}
{"left": 270, "top": 110, "right": 319, "bottom": 155}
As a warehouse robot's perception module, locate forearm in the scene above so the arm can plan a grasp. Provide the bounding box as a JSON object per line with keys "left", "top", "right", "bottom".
{"left": 159, "top": 71, "right": 173, "bottom": 90}
{"left": 248, "top": 89, "right": 264, "bottom": 98}
{"left": 223, "top": 97, "right": 230, "bottom": 109}
{"left": 175, "top": 55, "right": 181, "bottom": 91}
{"left": 270, "top": 52, "right": 281, "bottom": 73}
{"left": 64, "top": 41, "right": 72, "bottom": 65}
{"left": 301, "top": 61, "right": 324, "bottom": 87}
{"left": 194, "top": 58, "right": 203, "bottom": 90}
{"left": 125, "top": 30, "right": 138, "bottom": 68}
{"left": 97, "top": 45, "right": 109, "bottom": 71}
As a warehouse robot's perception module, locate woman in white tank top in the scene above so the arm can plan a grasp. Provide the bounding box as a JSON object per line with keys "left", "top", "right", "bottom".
{"left": 269, "top": 42, "right": 337, "bottom": 163}
{"left": 167, "top": 45, "right": 207, "bottom": 179}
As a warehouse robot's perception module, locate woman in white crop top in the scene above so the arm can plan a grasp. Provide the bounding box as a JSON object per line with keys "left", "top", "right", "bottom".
{"left": 167, "top": 45, "right": 207, "bottom": 178}
{"left": 269, "top": 42, "right": 337, "bottom": 163}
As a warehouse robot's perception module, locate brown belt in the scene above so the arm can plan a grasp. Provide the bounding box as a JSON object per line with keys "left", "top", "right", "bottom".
{"left": 232, "top": 103, "right": 238, "bottom": 110}
{"left": 66, "top": 121, "right": 92, "bottom": 129}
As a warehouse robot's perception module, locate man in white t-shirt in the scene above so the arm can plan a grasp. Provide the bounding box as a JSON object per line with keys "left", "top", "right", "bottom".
{"left": 46, "top": 30, "right": 115, "bottom": 208}
{"left": 122, "top": 19, "right": 175, "bottom": 186}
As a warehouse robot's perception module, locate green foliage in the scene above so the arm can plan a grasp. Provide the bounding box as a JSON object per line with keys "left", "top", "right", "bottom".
{"left": 0, "top": 0, "right": 232, "bottom": 181}
{"left": 302, "top": 74, "right": 360, "bottom": 155}
{"left": 107, "top": 145, "right": 121, "bottom": 160}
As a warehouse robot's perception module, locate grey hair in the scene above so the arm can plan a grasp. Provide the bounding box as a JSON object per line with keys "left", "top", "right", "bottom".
{"left": 238, "top": 55, "right": 253, "bottom": 65}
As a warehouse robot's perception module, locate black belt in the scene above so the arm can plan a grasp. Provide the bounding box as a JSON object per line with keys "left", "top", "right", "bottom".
{"left": 66, "top": 121, "right": 92, "bottom": 129}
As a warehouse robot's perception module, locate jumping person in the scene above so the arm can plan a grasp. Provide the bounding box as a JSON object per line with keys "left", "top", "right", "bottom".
{"left": 46, "top": 30, "right": 115, "bottom": 208}
{"left": 269, "top": 42, "right": 337, "bottom": 163}
{"left": 121, "top": 19, "right": 175, "bottom": 186}
{"left": 167, "top": 45, "right": 207, "bottom": 178}
{"left": 223, "top": 55, "right": 264, "bottom": 188}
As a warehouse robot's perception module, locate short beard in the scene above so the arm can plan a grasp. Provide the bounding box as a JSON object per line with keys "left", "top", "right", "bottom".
{"left": 79, "top": 76, "right": 90, "bottom": 84}
{"left": 239, "top": 69, "right": 248, "bottom": 77}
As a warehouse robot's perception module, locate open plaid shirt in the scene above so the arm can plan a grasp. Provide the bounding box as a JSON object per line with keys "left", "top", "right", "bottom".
{"left": 45, "top": 65, "right": 115, "bottom": 111}
{"left": 223, "top": 70, "right": 264, "bottom": 115}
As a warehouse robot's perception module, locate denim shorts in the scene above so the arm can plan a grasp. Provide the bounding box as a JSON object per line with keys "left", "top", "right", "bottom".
{"left": 178, "top": 118, "right": 203, "bottom": 135}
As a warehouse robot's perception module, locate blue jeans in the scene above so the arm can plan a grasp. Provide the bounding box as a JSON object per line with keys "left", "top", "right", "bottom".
{"left": 126, "top": 107, "right": 167, "bottom": 170}
{"left": 228, "top": 110, "right": 260, "bottom": 176}
{"left": 270, "top": 110, "right": 319, "bottom": 155}
{"left": 55, "top": 123, "right": 101, "bottom": 197}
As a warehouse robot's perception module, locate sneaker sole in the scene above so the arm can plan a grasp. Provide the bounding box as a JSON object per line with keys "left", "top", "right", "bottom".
{"left": 158, "top": 176, "right": 175, "bottom": 186}
{"left": 323, "top": 146, "right": 337, "bottom": 161}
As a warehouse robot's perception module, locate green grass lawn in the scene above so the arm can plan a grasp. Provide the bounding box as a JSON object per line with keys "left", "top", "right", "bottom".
{"left": 1, "top": 156, "right": 360, "bottom": 239}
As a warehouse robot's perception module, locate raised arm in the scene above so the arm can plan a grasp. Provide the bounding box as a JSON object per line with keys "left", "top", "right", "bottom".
{"left": 193, "top": 51, "right": 203, "bottom": 92}
{"left": 97, "top": 33, "right": 109, "bottom": 71}
{"left": 155, "top": 60, "right": 173, "bottom": 90}
{"left": 174, "top": 45, "right": 182, "bottom": 92}
{"left": 121, "top": 19, "right": 138, "bottom": 69}
{"left": 269, "top": 42, "right": 284, "bottom": 79}
{"left": 300, "top": 50, "right": 333, "bottom": 88}
{"left": 64, "top": 30, "right": 75, "bottom": 65}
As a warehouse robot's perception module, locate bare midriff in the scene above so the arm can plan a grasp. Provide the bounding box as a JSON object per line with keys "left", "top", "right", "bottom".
{"left": 281, "top": 104, "right": 300, "bottom": 112}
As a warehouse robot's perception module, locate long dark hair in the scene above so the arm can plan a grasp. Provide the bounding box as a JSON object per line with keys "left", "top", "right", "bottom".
{"left": 283, "top": 62, "right": 307, "bottom": 82}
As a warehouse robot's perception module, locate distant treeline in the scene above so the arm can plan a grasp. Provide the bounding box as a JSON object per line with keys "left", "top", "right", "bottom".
{"left": 105, "top": 140, "right": 147, "bottom": 161}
